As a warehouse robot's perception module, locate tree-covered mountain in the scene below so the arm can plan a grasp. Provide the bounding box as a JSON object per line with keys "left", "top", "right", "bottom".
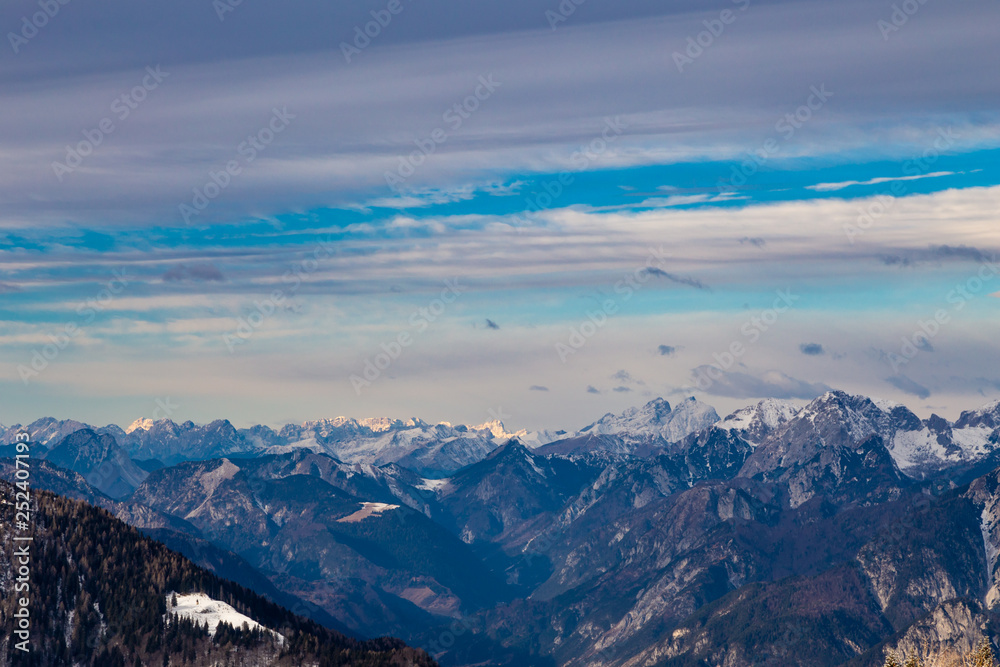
{"left": 0, "top": 480, "right": 436, "bottom": 666}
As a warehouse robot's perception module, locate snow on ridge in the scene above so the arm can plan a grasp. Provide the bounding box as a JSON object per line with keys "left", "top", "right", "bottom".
{"left": 719, "top": 399, "right": 800, "bottom": 430}
{"left": 125, "top": 418, "right": 155, "bottom": 434}
{"left": 337, "top": 502, "right": 401, "bottom": 523}
{"left": 417, "top": 478, "right": 449, "bottom": 492}
{"left": 575, "top": 397, "right": 719, "bottom": 442}
{"left": 473, "top": 419, "right": 508, "bottom": 439}
{"left": 869, "top": 397, "right": 903, "bottom": 413}
{"left": 166, "top": 592, "right": 283, "bottom": 644}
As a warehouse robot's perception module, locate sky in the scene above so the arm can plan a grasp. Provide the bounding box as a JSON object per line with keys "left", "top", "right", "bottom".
{"left": 1, "top": 0, "right": 999, "bottom": 431}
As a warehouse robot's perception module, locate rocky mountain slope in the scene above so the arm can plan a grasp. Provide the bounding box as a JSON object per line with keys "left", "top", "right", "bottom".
{"left": 7, "top": 391, "right": 1000, "bottom": 666}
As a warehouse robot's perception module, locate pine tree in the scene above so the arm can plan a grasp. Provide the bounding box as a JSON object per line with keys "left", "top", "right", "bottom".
{"left": 968, "top": 640, "right": 999, "bottom": 667}
{"left": 884, "top": 654, "right": 904, "bottom": 667}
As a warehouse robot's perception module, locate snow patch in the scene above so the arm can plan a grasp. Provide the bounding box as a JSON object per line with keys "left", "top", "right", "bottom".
{"left": 166, "top": 592, "right": 283, "bottom": 644}
{"left": 417, "top": 478, "right": 449, "bottom": 492}
{"left": 337, "top": 501, "right": 401, "bottom": 523}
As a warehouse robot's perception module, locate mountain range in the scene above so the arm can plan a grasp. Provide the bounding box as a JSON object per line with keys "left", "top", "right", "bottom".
{"left": 4, "top": 391, "right": 1000, "bottom": 665}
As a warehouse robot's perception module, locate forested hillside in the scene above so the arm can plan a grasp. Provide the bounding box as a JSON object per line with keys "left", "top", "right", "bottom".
{"left": 0, "top": 480, "right": 436, "bottom": 667}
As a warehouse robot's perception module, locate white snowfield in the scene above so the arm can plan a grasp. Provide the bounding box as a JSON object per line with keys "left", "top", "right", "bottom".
{"left": 337, "top": 501, "right": 400, "bottom": 523}
{"left": 165, "top": 592, "right": 284, "bottom": 644}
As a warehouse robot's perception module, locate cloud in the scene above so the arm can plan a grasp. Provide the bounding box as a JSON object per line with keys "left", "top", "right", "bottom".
{"left": 879, "top": 255, "right": 915, "bottom": 267}
{"left": 880, "top": 244, "right": 996, "bottom": 268}
{"left": 613, "top": 386, "right": 632, "bottom": 393}
{"left": 162, "top": 263, "right": 226, "bottom": 283}
{"left": 611, "top": 370, "right": 645, "bottom": 386}
{"left": 886, "top": 375, "right": 931, "bottom": 399}
{"left": 739, "top": 237, "right": 766, "bottom": 248}
{"left": 485, "top": 319, "right": 500, "bottom": 330}
{"left": 586, "top": 386, "right": 601, "bottom": 394}
{"left": 693, "top": 367, "right": 831, "bottom": 399}
{"left": 647, "top": 268, "right": 710, "bottom": 291}
{"left": 0, "top": 282, "right": 20, "bottom": 293}
{"left": 799, "top": 343, "right": 825, "bottom": 356}
{"left": 529, "top": 385, "right": 549, "bottom": 392}
{"left": 806, "top": 171, "right": 955, "bottom": 192}
{"left": 928, "top": 244, "right": 996, "bottom": 263}
{"left": 657, "top": 345, "right": 678, "bottom": 356}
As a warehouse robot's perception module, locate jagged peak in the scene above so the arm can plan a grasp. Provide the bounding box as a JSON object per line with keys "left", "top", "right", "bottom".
{"left": 472, "top": 419, "right": 508, "bottom": 439}
{"left": 126, "top": 418, "right": 155, "bottom": 434}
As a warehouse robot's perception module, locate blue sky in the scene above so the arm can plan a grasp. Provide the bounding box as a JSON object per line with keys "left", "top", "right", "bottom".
{"left": 1, "top": 0, "right": 998, "bottom": 430}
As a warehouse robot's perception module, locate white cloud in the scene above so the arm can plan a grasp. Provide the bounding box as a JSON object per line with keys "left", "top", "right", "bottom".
{"left": 806, "top": 171, "right": 956, "bottom": 192}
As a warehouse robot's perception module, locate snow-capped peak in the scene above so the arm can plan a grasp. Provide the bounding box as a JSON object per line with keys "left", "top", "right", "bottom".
{"left": 955, "top": 399, "right": 1000, "bottom": 430}
{"left": 718, "top": 399, "right": 801, "bottom": 443}
{"left": 576, "top": 397, "right": 719, "bottom": 443}
{"left": 358, "top": 416, "right": 402, "bottom": 432}
{"left": 126, "top": 418, "right": 155, "bottom": 434}
{"left": 473, "top": 419, "right": 508, "bottom": 439}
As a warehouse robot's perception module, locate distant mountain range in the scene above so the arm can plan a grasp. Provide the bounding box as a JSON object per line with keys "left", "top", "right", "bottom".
{"left": 4, "top": 391, "right": 1000, "bottom": 666}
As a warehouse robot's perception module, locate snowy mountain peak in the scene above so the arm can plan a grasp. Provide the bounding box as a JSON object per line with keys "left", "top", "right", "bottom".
{"left": 473, "top": 419, "right": 508, "bottom": 439}
{"left": 126, "top": 418, "right": 155, "bottom": 434}
{"left": 718, "top": 398, "right": 801, "bottom": 444}
{"left": 955, "top": 399, "right": 1000, "bottom": 430}
{"left": 358, "top": 416, "right": 403, "bottom": 432}
{"left": 577, "top": 397, "right": 719, "bottom": 443}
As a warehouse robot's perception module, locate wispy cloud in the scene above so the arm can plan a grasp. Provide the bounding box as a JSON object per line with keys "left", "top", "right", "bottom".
{"left": 806, "top": 171, "right": 955, "bottom": 192}
{"left": 647, "top": 268, "right": 710, "bottom": 291}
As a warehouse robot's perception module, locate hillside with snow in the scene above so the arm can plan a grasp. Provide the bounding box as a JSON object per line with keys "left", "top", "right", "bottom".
{"left": 167, "top": 592, "right": 284, "bottom": 644}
